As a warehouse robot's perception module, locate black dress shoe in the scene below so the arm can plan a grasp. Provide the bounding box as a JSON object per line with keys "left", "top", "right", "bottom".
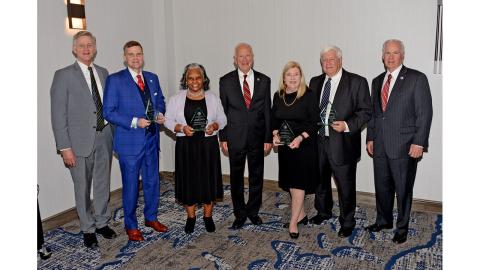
{"left": 232, "top": 217, "right": 247, "bottom": 229}
{"left": 38, "top": 246, "right": 52, "bottom": 260}
{"left": 364, "top": 223, "right": 393, "bottom": 232}
{"left": 83, "top": 233, "right": 98, "bottom": 248}
{"left": 185, "top": 217, "right": 196, "bottom": 234}
{"left": 338, "top": 227, "right": 353, "bottom": 238}
{"left": 392, "top": 232, "right": 408, "bottom": 244}
{"left": 289, "top": 231, "right": 299, "bottom": 239}
{"left": 95, "top": 225, "right": 117, "bottom": 239}
{"left": 203, "top": 216, "right": 215, "bottom": 232}
{"left": 309, "top": 214, "right": 332, "bottom": 225}
{"left": 248, "top": 215, "right": 263, "bottom": 225}
{"left": 283, "top": 215, "right": 309, "bottom": 228}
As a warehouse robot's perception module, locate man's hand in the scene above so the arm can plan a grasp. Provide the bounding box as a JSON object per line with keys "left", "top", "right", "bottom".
{"left": 61, "top": 149, "right": 76, "bottom": 168}
{"left": 155, "top": 113, "right": 165, "bottom": 124}
{"left": 220, "top": 141, "right": 228, "bottom": 155}
{"left": 367, "top": 141, "right": 374, "bottom": 156}
{"left": 264, "top": 143, "right": 272, "bottom": 154}
{"left": 331, "top": 121, "right": 347, "bottom": 132}
{"left": 137, "top": 118, "right": 151, "bottom": 128}
{"left": 409, "top": 144, "right": 424, "bottom": 158}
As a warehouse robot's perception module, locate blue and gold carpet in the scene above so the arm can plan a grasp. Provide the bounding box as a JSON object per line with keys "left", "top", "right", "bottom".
{"left": 38, "top": 179, "right": 442, "bottom": 269}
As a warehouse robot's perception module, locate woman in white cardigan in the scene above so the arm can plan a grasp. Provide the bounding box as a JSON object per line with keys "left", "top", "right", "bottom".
{"left": 165, "top": 63, "right": 227, "bottom": 234}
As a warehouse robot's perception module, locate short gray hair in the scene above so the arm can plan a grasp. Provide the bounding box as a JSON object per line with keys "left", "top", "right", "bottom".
{"left": 382, "top": 39, "right": 405, "bottom": 55}
{"left": 320, "top": 46, "right": 342, "bottom": 61}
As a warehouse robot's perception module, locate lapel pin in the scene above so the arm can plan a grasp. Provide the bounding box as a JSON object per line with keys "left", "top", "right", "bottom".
{"left": 400, "top": 76, "right": 404, "bottom": 80}
{"left": 150, "top": 79, "right": 153, "bottom": 83}
{"left": 257, "top": 78, "right": 260, "bottom": 81}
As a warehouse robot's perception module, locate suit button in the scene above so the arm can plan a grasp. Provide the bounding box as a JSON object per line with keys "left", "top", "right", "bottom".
{"left": 93, "top": 126, "right": 96, "bottom": 129}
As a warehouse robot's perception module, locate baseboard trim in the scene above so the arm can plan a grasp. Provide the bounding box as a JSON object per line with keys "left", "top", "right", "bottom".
{"left": 41, "top": 171, "right": 442, "bottom": 231}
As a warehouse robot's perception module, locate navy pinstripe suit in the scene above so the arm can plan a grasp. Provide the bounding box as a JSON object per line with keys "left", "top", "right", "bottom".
{"left": 367, "top": 65, "right": 433, "bottom": 234}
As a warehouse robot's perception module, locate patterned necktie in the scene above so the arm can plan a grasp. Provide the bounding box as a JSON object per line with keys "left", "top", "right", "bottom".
{"left": 88, "top": 67, "right": 105, "bottom": 131}
{"left": 318, "top": 78, "right": 331, "bottom": 136}
{"left": 381, "top": 74, "right": 392, "bottom": 112}
{"left": 243, "top": 74, "right": 251, "bottom": 109}
{"left": 137, "top": 74, "right": 145, "bottom": 91}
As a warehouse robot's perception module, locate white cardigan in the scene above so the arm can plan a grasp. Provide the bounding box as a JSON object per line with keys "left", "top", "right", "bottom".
{"left": 164, "top": 90, "right": 227, "bottom": 137}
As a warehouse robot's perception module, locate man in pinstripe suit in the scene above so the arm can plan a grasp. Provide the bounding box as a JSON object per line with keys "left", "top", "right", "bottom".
{"left": 365, "top": 39, "right": 433, "bottom": 244}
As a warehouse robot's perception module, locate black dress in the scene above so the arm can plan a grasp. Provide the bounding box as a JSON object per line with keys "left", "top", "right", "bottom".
{"left": 174, "top": 97, "right": 223, "bottom": 205}
{"left": 271, "top": 89, "right": 320, "bottom": 194}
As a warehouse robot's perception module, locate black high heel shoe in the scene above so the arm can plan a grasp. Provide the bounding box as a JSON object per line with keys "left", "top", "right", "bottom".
{"left": 203, "top": 216, "right": 215, "bottom": 232}
{"left": 185, "top": 217, "right": 196, "bottom": 234}
{"left": 283, "top": 215, "right": 309, "bottom": 228}
{"left": 289, "top": 231, "right": 299, "bottom": 239}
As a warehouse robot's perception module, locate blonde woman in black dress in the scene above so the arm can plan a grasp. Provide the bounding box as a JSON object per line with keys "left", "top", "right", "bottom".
{"left": 272, "top": 61, "right": 320, "bottom": 239}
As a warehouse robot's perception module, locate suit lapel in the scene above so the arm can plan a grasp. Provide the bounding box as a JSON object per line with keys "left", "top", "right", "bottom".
{"left": 251, "top": 70, "right": 261, "bottom": 103}
{"left": 73, "top": 62, "right": 92, "bottom": 98}
{"left": 93, "top": 64, "right": 106, "bottom": 88}
{"left": 143, "top": 72, "right": 156, "bottom": 106}
{"left": 121, "top": 68, "right": 144, "bottom": 104}
{"left": 332, "top": 69, "right": 348, "bottom": 108}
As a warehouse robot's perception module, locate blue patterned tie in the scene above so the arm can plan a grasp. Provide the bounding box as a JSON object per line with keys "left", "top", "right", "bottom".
{"left": 319, "top": 78, "right": 331, "bottom": 136}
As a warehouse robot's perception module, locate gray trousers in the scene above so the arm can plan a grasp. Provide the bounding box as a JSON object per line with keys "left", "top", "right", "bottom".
{"left": 69, "top": 125, "right": 113, "bottom": 233}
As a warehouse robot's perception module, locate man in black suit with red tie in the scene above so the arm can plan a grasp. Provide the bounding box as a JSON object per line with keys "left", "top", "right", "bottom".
{"left": 309, "top": 46, "right": 372, "bottom": 238}
{"left": 219, "top": 43, "right": 272, "bottom": 229}
{"left": 365, "top": 39, "right": 433, "bottom": 244}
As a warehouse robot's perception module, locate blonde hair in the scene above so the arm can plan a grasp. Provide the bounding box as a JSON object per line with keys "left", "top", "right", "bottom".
{"left": 278, "top": 61, "right": 307, "bottom": 99}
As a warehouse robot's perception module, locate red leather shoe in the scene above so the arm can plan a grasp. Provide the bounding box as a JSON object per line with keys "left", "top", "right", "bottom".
{"left": 126, "top": 229, "right": 144, "bottom": 241}
{"left": 145, "top": 220, "right": 168, "bottom": 232}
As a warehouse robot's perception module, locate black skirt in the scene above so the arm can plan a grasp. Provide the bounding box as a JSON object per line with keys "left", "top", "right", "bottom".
{"left": 277, "top": 137, "right": 319, "bottom": 194}
{"left": 174, "top": 134, "right": 223, "bottom": 205}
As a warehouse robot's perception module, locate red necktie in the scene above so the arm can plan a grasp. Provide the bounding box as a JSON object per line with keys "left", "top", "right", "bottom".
{"left": 137, "top": 74, "right": 145, "bottom": 91}
{"left": 243, "top": 74, "right": 251, "bottom": 109}
{"left": 381, "top": 74, "right": 392, "bottom": 112}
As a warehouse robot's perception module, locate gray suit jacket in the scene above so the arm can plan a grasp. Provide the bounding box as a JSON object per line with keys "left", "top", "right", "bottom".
{"left": 51, "top": 62, "right": 109, "bottom": 157}
{"left": 367, "top": 66, "right": 433, "bottom": 159}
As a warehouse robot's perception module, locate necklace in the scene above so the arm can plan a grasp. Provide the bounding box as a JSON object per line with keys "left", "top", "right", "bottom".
{"left": 282, "top": 91, "right": 297, "bottom": 107}
{"left": 187, "top": 90, "right": 204, "bottom": 98}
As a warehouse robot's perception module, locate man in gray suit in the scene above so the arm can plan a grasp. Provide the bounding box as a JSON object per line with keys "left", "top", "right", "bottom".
{"left": 365, "top": 39, "right": 433, "bottom": 244}
{"left": 51, "top": 31, "right": 116, "bottom": 248}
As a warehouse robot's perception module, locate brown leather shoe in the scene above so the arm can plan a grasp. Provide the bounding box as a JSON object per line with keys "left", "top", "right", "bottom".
{"left": 145, "top": 220, "right": 168, "bottom": 233}
{"left": 126, "top": 229, "right": 144, "bottom": 241}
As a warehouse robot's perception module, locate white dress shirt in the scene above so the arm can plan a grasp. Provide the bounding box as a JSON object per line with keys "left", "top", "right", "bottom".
{"left": 320, "top": 69, "right": 349, "bottom": 136}
{"left": 382, "top": 64, "right": 403, "bottom": 102}
{"left": 237, "top": 69, "right": 254, "bottom": 97}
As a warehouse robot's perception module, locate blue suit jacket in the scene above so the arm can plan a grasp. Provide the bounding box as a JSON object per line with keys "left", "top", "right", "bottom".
{"left": 103, "top": 68, "right": 166, "bottom": 156}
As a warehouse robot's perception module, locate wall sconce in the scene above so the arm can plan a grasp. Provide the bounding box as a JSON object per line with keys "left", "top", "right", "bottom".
{"left": 67, "top": 0, "right": 86, "bottom": 30}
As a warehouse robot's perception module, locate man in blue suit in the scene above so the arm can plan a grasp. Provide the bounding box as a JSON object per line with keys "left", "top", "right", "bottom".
{"left": 103, "top": 40, "right": 167, "bottom": 241}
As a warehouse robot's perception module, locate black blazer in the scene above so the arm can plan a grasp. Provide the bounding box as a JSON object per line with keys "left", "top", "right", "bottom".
{"left": 309, "top": 69, "right": 372, "bottom": 165}
{"left": 219, "top": 69, "right": 272, "bottom": 151}
{"left": 367, "top": 66, "right": 433, "bottom": 159}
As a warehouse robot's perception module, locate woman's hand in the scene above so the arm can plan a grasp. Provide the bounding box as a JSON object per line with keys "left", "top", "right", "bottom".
{"left": 205, "top": 122, "right": 219, "bottom": 135}
{"left": 288, "top": 135, "right": 303, "bottom": 149}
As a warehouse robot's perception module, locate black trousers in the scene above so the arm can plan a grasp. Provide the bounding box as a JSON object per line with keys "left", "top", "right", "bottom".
{"left": 373, "top": 154, "right": 418, "bottom": 234}
{"left": 314, "top": 136, "right": 357, "bottom": 229}
{"left": 228, "top": 147, "right": 264, "bottom": 219}
{"left": 37, "top": 200, "right": 45, "bottom": 250}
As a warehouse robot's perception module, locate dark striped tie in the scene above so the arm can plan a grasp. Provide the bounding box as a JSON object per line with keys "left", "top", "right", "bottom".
{"left": 243, "top": 74, "right": 251, "bottom": 109}
{"left": 88, "top": 67, "right": 105, "bottom": 131}
{"left": 318, "top": 78, "right": 331, "bottom": 136}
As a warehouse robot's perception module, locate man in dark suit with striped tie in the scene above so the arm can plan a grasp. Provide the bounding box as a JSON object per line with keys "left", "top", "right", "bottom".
{"left": 365, "top": 39, "right": 433, "bottom": 244}
{"left": 309, "top": 46, "right": 372, "bottom": 238}
{"left": 219, "top": 43, "right": 272, "bottom": 229}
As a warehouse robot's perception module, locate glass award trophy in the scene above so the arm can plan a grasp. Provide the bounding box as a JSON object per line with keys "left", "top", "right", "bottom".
{"left": 145, "top": 99, "right": 155, "bottom": 121}
{"left": 319, "top": 101, "right": 337, "bottom": 126}
{"left": 190, "top": 107, "right": 208, "bottom": 132}
{"left": 278, "top": 121, "right": 295, "bottom": 145}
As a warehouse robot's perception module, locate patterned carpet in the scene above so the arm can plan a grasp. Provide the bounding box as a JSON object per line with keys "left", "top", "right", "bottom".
{"left": 38, "top": 178, "right": 442, "bottom": 269}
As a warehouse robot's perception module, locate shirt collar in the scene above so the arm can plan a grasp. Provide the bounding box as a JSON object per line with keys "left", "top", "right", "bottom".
{"left": 128, "top": 67, "right": 143, "bottom": 79}
{"left": 238, "top": 69, "right": 253, "bottom": 79}
{"left": 77, "top": 60, "right": 93, "bottom": 72}
{"left": 326, "top": 68, "right": 342, "bottom": 83}
{"left": 387, "top": 64, "right": 403, "bottom": 78}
